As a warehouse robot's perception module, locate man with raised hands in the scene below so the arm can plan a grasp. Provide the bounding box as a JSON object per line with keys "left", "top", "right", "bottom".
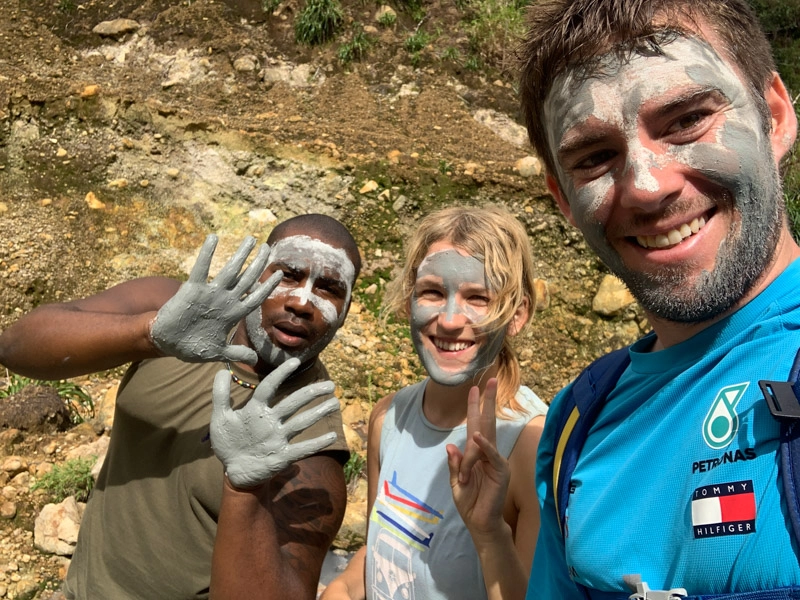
{"left": 0, "top": 213, "right": 362, "bottom": 600}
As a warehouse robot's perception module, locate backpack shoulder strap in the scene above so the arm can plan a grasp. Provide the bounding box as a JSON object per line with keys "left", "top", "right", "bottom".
{"left": 759, "top": 347, "right": 800, "bottom": 561}
{"left": 553, "top": 345, "right": 632, "bottom": 537}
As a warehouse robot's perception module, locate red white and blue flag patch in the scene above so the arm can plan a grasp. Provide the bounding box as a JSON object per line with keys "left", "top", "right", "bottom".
{"left": 691, "top": 480, "right": 756, "bottom": 539}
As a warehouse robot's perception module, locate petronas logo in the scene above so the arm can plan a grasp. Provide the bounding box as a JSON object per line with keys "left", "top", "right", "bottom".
{"left": 702, "top": 383, "right": 749, "bottom": 449}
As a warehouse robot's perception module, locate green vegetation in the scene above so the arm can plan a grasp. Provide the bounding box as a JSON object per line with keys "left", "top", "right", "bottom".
{"left": 343, "top": 452, "right": 366, "bottom": 487}
{"left": 32, "top": 457, "right": 96, "bottom": 503}
{"left": 262, "top": 0, "right": 281, "bottom": 14}
{"left": 405, "top": 28, "right": 433, "bottom": 67}
{"left": 440, "top": 46, "right": 461, "bottom": 62}
{"left": 0, "top": 372, "right": 94, "bottom": 424}
{"left": 378, "top": 10, "right": 397, "bottom": 27}
{"left": 0, "top": 372, "right": 34, "bottom": 398}
{"left": 749, "top": 0, "right": 800, "bottom": 240}
{"left": 394, "top": 0, "right": 425, "bottom": 22}
{"left": 460, "top": 0, "right": 530, "bottom": 73}
{"left": 464, "top": 54, "right": 482, "bottom": 71}
{"left": 404, "top": 29, "right": 431, "bottom": 54}
{"left": 58, "top": 0, "right": 76, "bottom": 13}
{"left": 338, "top": 27, "right": 371, "bottom": 64}
{"left": 355, "top": 259, "right": 395, "bottom": 317}
{"left": 785, "top": 148, "right": 800, "bottom": 242}
{"left": 294, "top": 0, "right": 344, "bottom": 46}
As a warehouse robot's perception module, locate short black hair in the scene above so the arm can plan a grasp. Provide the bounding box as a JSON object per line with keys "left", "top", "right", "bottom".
{"left": 268, "top": 214, "right": 362, "bottom": 282}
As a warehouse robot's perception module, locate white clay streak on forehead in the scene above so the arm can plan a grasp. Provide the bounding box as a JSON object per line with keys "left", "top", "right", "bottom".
{"left": 268, "top": 235, "right": 355, "bottom": 324}
{"left": 415, "top": 249, "right": 487, "bottom": 322}
{"left": 544, "top": 36, "right": 760, "bottom": 213}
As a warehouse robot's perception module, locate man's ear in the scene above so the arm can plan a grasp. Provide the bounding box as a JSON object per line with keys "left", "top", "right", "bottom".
{"left": 506, "top": 297, "right": 530, "bottom": 338}
{"left": 546, "top": 173, "right": 577, "bottom": 227}
{"left": 765, "top": 72, "right": 798, "bottom": 164}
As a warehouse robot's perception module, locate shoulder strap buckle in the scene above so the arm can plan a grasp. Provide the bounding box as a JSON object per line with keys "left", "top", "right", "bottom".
{"left": 758, "top": 379, "right": 800, "bottom": 420}
{"left": 624, "top": 575, "right": 687, "bottom": 600}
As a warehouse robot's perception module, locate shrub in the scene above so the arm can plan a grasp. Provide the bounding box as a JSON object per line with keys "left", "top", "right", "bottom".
{"left": 441, "top": 46, "right": 461, "bottom": 62}
{"left": 748, "top": 0, "right": 800, "bottom": 241}
{"left": 378, "top": 11, "right": 397, "bottom": 27}
{"left": 343, "top": 452, "right": 366, "bottom": 488}
{"left": 785, "top": 146, "right": 800, "bottom": 243}
{"left": 294, "top": 0, "right": 344, "bottom": 46}
{"left": 262, "top": 0, "right": 282, "bottom": 14}
{"left": 394, "top": 0, "right": 425, "bottom": 21}
{"left": 338, "top": 28, "right": 371, "bottom": 64}
{"left": 460, "top": 0, "right": 529, "bottom": 72}
{"left": 464, "top": 54, "right": 481, "bottom": 71}
{"left": 0, "top": 372, "right": 94, "bottom": 424}
{"left": 32, "top": 457, "right": 96, "bottom": 503}
{"left": 404, "top": 30, "right": 430, "bottom": 53}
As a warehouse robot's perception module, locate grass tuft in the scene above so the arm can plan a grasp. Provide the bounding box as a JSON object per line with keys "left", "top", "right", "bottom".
{"left": 404, "top": 30, "right": 430, "bottom": 54}
{"left": 460, "top": 0, "right": 529, "bottom": 73}
{"left": 338, "top": 27, "right": 371, "bottom": 64}
{"left": 32, "top": 457, "right": 96, "bottom": 503}
{"left": 262, "top": 0, "right": 282, "bottom": 14}
{"left": 343, "top": 452, "right": 366, "bottom": 489}
{"left": 378, "top": 10, "right": 396, "bottom": 27}
{"left": 295, "top": 0, "right": 344, "bottom": 46}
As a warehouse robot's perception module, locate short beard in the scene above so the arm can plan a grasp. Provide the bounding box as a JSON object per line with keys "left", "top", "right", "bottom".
{"left": 623, "top": 239, "right": 772, "bottom": 322}
{"left": 245, "top": 307, "right": 340, "bottom": 368}
{"left": 599, "top": 177, "right": 783, "bottom": 324}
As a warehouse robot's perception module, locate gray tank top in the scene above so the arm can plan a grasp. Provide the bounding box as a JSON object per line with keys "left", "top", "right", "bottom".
{"left": 365, "top": 379, "right": 548, "bottom": 600}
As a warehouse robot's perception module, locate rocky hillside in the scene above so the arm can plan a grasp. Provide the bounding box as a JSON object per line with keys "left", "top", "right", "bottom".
{"left": 0, "top": 0, "right": 645, "bottom": 597}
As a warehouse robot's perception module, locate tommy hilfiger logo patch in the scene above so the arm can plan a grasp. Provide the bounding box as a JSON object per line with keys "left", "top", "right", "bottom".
{"left": 692, "top": 480, "right": 755, "bottom": 539}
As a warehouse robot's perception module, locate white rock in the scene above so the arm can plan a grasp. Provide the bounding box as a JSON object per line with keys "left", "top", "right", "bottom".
{"left": 34, "top": 496, "right": 85, "bottom": 556}
{"left": 374, "top": 5, "right": 396, "bottom": 22}
{"left": 592, "top": 274, "right": 636, "bottom": 317}
{"left": 233, "top": 55, "right": 259, "bottom": 72}
{"left": 473, "top": 109, "right": 529, "bottom": 148}
{"left": 248, "top": 208, "right": 278, "bottom": 225}
{"left": 92, "top": 19, "right": 140, "bottom": 38}
{"left": 515, "top": 156, "right": 542, "bottom": 178}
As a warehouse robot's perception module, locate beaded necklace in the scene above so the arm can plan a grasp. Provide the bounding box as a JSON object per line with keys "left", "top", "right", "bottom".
{"left": 224, "top": 325, "right": 315, "bottom": 390}
{"left": 225, "top": 327, "right": 257, "bottom": 390}
{"left": 226, "top": 359, "right": 258, "bottom": 390}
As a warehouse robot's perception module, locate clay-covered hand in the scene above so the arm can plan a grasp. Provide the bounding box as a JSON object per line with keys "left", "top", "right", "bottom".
{"left": 446, "top": 379, "right": 510, "bottom": 537}
{"left": 149, "top": 234, "right": 281, "bottom": 365}
{"left": 210, "top": 358, "right": 340, "bottom": 488}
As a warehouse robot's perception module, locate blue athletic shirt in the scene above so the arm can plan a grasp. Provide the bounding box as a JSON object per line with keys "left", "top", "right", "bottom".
{"left": 528, "top": 257, "right": 800, "bottom": 598}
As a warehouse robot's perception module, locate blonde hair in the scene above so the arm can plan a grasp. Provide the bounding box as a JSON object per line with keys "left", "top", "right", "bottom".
{"left": 384, "top": 205, "right": 537, "bottom": 416}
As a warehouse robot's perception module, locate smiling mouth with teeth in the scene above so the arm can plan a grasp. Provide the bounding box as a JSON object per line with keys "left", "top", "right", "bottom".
{"left": 433, "top": 338, "right": 474, "bottom": 352}
{"left": 635, "top": 216, "right": 707, "bottom": 249}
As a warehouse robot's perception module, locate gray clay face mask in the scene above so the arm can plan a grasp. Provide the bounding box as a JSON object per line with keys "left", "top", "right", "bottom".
{"left": 410, "top": 248, "right": 505, "bottom": 387}
{"left": 246, "top": 235, "right": 354, "bottom": 367}
{"left": 543, "top": 35, "right": 783, "bottom": 323}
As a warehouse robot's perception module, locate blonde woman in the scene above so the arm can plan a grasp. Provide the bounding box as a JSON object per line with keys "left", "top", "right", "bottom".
{"left": 322, "top": 205, "right": 547, "bottom": 600}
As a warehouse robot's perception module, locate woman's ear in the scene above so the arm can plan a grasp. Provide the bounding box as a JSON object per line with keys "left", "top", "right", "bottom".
{"left": 506, "top": 297, "right": 531, "bottom": 337}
